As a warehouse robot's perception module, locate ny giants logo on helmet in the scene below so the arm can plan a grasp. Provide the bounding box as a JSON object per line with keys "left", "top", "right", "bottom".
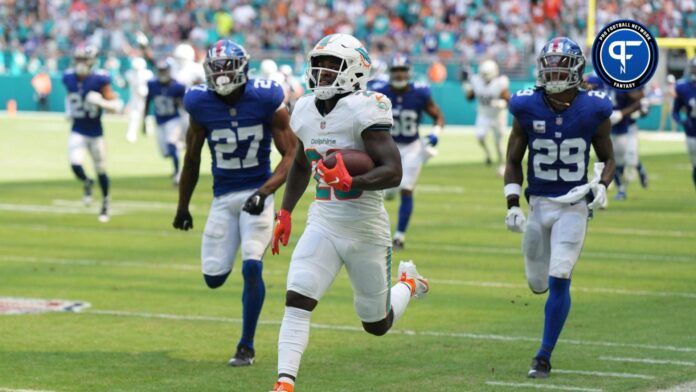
{"left": 592, "top": 20, "right": 658, "bottom": 91}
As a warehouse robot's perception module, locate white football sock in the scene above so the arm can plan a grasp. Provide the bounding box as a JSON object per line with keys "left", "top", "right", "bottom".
{"left": 277, "top": 306, "right": 312, "bottom": 379}
{"left": 390, "top": 282, "right": 412, "bottom": 324}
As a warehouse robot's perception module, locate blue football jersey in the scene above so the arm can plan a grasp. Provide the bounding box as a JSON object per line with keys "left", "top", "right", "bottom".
{"left": 62, "top": 70, "right": 111, "bottom": 137}
{"left": 674, "top": 81, "right": 696, "bottom": 137}
{"left": 146, "top": 79, "right": 186, "bottom": 125}
{"left": 611, "top": 91, "right": 638, "bottom": 135}
{"left": 374, "top": 82, "right": 431, "bottom": 144}
{"left": 509, "top": 88, "right": 613, "bottom": 198}
{"left": 184, "top": 79, "right": 284, "bottom": 197}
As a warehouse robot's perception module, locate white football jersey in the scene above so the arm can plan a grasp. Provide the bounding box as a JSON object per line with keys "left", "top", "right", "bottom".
{"left": 125, "top": 68, "right": 154, "bottom": 101}
{"left": 290, "top": 91, "right": 394, "bottom": 246}
{"left": 471, "top": 74, "right": 509, "bottom": 117}
{"left": 173, "top": 61, "right": 205, "bottom": 88}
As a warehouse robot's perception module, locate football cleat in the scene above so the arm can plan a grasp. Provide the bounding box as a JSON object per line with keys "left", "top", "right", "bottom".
{"left": 528, "top": 356, "right": 551, "bottom": 378}
{"left": 271, "top": 381, "right": 294, "bottom": 392}
{"left": 614, "top": 190, "right": 627, "bottom": 201}
{"left": 639, "top": 169, "right": 649, "bottom": 188}
{"left": 485, "top": 157, "right": 493, "bottom": 166}
{"left": 98, "top": 197, "right": 110, "bottom": 223}
{"left": 83, "top": 179, "right": 94, "bottom": 206}
{"left": 229, "top": 346, "right": 255, "bottom": 367}
{"left": 398, "top": 260, "right": 429, "bottom": 299}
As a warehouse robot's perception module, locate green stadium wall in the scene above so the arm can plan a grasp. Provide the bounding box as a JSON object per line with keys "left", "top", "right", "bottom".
{"left": 0, "top": 75, "right": 666, "bottom": 130}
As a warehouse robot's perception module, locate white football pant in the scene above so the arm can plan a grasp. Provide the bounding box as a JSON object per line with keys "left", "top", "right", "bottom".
{"left": 522, "top": 196, "right": 588, "bottom": 293}
{"left": 286, "top": 224, "right": 392, "bottom": 323}
{"left": 156, "top": 118, "right": 184, "bottom": 157}
{"left": 201, "top": 189, "right": 274, "bottom": 276}
{"left": 68, "top": 132, "right": 107, "bottom": 173}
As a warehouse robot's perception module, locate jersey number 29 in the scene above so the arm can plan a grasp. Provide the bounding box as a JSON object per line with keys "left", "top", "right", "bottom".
{"left": 532, "top": 138, "right": 586, "bottom": 182}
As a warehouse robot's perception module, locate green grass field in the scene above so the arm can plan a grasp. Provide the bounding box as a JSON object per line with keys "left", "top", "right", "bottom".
{"left": 0, "top": 114, "right": 695, "bottom": 392}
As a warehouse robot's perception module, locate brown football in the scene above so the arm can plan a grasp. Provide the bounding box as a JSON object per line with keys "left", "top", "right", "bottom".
{"left": 322, "top": 149, "right": 375, "bottom": 176}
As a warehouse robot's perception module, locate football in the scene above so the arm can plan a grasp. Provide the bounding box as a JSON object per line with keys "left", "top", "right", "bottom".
{"left": 322, "top": 149, "right": 375, "bottom": 176}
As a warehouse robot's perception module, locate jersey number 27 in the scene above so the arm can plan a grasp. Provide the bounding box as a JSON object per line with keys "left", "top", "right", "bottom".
{"left": 211, "top": 125, "right": 263, "bottom": 170}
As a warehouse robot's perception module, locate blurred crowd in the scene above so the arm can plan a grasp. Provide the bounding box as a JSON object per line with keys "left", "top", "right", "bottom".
{"left": 0, "top": 0, "right": 694, "bottom": 78}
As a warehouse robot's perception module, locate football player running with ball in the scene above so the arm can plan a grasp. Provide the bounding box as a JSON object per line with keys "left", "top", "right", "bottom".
{"left": 172, "top": 40, "right": 297, "bottom": 367}
{"left": 672, "top": 56, "right": 696, "bottom": 189}
{"left": 271, "top": 34, "right": 429, "bottom": 392}
{"left": 374, "top": 53, "right": 445, "bottom": 250}
{"left": 63, "top": 44, "right": 124, "bottom": 222}
{"left": 503, "top": 37, "right": 615, "bottom": 378}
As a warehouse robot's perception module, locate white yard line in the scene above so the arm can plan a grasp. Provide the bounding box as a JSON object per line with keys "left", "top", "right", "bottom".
{"left": 407, "top": 243, "right": 696, "bottom": 264}
{"left": 0, "top": 388, "right": 56, "bottom": 392}
{"left": 600, "top": 356, "right": 695, "bottom": 367}
{"left": 3, "top": 255, "right": 695, "bottom": 300}
{"left": 84, "top": 309, "right": 696, "bottom": 353}
{"left": 653, "top": 380, "right": 696, "bottom": 392}
{"left": 484, "top": 381, "right": 602, "bottom": 391}
{"left": 554, "top": 369, "right": 654, "bottom": 380}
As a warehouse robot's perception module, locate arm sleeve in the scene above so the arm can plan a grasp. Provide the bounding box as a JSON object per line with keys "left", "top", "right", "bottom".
{"left": 508, "top": 93, "right": 521, "bottom": 117}
{"left": 598, "top": 96, "right": 613, "bottom": 120}
{"left": 183, "top": 90, "right": 198, "bottom": 122}
{"left": 356, "top": 93, "right": 394, "bottom": 135}
{"left": 269, "top": 82, "right": 286, "bottom": 114}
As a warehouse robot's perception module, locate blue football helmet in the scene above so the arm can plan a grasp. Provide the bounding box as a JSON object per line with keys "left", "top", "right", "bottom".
{"left": 73, "top": 44, "right": 98, "bottom": 77}
{"left": 156, "top": 59, "right": 172, "bottom": 83}
{"left": 537, "top": 37, "right": 585, "bottom": 94}
{"left": 389, "top": 53, "right": 411, "bottom": 89}
{"left": 204, "top": 40, "right": 250, "bottom": 95}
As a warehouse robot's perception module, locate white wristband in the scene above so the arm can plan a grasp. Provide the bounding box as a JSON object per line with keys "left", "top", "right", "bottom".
{"left": 504, "top": 183, "right": 521, "bottom": 198}
{"left": 431, "top": 125, "right": 443, "bottom": 136}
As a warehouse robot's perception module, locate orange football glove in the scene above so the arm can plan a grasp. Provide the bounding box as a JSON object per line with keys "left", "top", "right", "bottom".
{"left": 316, "top": 153, "right": 353, "bottom": 192}
{"left": 272, "top": 209, "right": 292, "bottom": 255}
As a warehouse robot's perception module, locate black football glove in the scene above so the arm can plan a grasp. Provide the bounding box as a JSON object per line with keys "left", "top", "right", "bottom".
{"left": 242, "top": 191, "right": 268, "bottom": 215}
{"left": 173, "top": 209, "right": 193, "bottom": 230}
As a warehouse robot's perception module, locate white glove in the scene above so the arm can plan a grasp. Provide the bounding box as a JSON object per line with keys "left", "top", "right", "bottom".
{"left": 588, "top": 183, "right": 607, "bottom": 210}
{"left": 86, "top": 91, "right": 124, "bottom": 113}
{"left": 505, "top": 206, "right": 526, "bottom": 233}
{"left": 85, "top": 91, "right": 104, "bottom": 106}
{"left": 492, "top": 99, "right": 508, "bottom": 110}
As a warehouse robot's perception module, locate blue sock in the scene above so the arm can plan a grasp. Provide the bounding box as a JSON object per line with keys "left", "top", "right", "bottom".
{"left": 536, "top": 277, "right": 571, "bottom": 361}
{"left": 166, "top": 143, "right": 179, "bottom": 175}
{"left": 71, "top": 164, "right": 88, "bottom": 182}
{"left": 203, "top": 271, "right": 230, "bottom": 289}
{"left": 614, "top": 165, "right": 624, "bottom": 188}
{"left": 239, "top": 259, "right": 265, "bottom": 350}
{"left": 97, "top": 173, "right": 109, "bottom": 198}
{"left": 397, "top": 194, "right": 414, "bottom": 233}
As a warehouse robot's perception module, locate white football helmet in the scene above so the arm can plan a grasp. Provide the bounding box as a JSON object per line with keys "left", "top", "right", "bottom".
{"left": 173, "top": 43, "right": 196, "bottom": 63}
{"left": 306, "top": 34, "right": 372, "bottom": 100}
{"left": 480, "top": 60, "right": 499, "bottom": 82}
{"left": 130, "top": 57, "right": 146, "bottom": 71}
{"left": 260, "top": 59, "right": 278, "bottom": 78}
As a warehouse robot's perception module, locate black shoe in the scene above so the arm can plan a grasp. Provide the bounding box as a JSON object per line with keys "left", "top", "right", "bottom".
{"left": 83, "top": 179, "right": 94, "bottom": 206}
{"left": 528, "top": 356, "right": 551, "bottom": 378}
{"left": 485, "top": 157, "right": 493, "bottom": 166}
{"left": 98, "top": 197, "right": 110, "bottom": 223}
{"left": 228, "top": 346, "right": 255, "bottom": 367}
{"left": 392, "top": 238, "right": 405, "bottom": 251}
{"left": 639, "top": 170, "right": 649, "bottom": 188}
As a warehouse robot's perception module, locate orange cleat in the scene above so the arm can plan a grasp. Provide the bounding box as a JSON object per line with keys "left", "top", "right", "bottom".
{"left": 398, "top": 260, "right": 429, "bottom": 299}
{"left": 271, "top": 381, "right": 294, "bottom": 392}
